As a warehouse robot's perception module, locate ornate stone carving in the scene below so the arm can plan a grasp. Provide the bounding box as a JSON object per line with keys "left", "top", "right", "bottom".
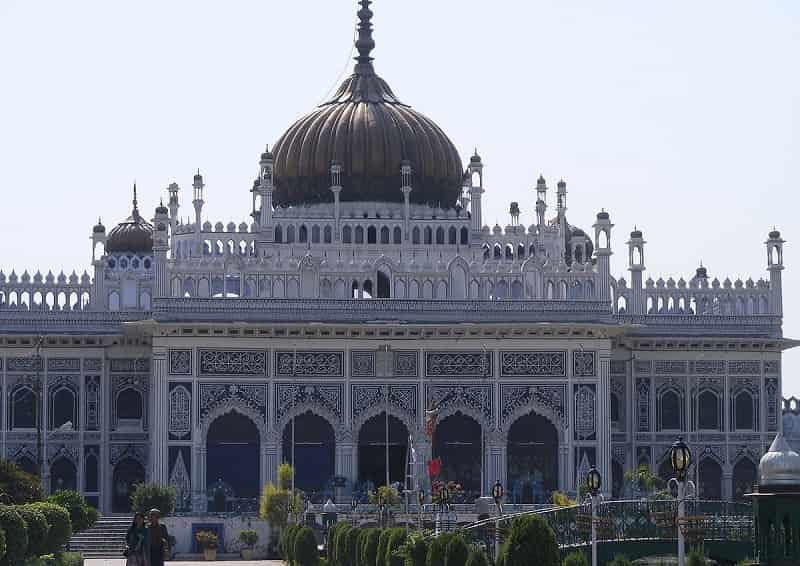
{"left": 199, "top": 350, "right": 267, "bottom": 376}
{"left": 500, "top": 351, "right": 565, "bottom": 377}
{"left": 729, "top": 360, "right": 761, "bottom": 375}
{"left": 573, "top": 351, "right": 596, "bottom": 377}
{"left": 110, "top": 359, "right": 149, "bottom": 373}
{"left": 169, "top": 384, "right": 192, "bottom": 440}
{"left": 85, "top": 375, "right": 100, "bottom": 431}
{"left": 47, "top": 358, "right": 80, "bottom": 372}
{"left": 83, "top": 358, "right": 102, "bottom": 372}
{"left": 169, "top": 350, "right": 192, "bottom": 375}
{"left": 428, "top": 384, "right": 494, "bottom": 426}
{"left": 393, "top": 351, "right": 418, "bottom": 377}
{"left": 764, "top": 360, "right": 780, "bottom": 375}
{"left": 654, "top": 361, "right": 687, "bottom": 374}
{"left": 636, "top": 377, "right": 650, "bottom": 432}
{"left": 426, "top": 351, "right": 493, "bottom": 378}
{"left": 170, "top": 449, "right": 191, "bottom": 512}
{"left": 350, "top": 351, "right": 375, "bottom": 377}
{"left": 275, "top": 351, "right": 343, "bottom": 377}
{"left": 634, "top": 361, "right": 651, "bottom": 374}
{"left": 766, "top": 378, "right": 779, "bottom": 432}
{"left": 199, "top": 383, "right": 267, "bottom": 426}
{"left": 111, "top": 374, "right": 149, "bottom": 430}
{"left": 48, "top": 444, "right": 79, "bottom": 465}
{"left": 610, "top": 360, "right": 627, "bottom": 375}
{"left": 500, "top": 383, "right": 565, "bottom": 428}
{"left": 691, "top": 360, "right": 725, "bottom": 375}
{"left": 574, "top": 384, "right": 597, "bottom": 440}
{"left": 351, "top": 384, "right": 418, "bottom": 428}
{"left": 7, "top": 357, "right": 43, "bottom": 372}
{"left": 110, "top": 444, "right": 148, "bottom": 466}
{"left": 275, "top": 382, "right": 344, "bottom": 425}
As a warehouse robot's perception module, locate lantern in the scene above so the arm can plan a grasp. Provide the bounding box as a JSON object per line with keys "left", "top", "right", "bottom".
{"left": 587, "top": 466, "right": 602, "bottom": 496}
{"left": 670, "top": 436, "right": 692, "bottom": 481}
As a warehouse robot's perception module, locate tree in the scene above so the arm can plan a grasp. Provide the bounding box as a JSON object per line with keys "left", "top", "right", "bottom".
{"left": 335, "top": 524, "right": 353, "bottom": 566}
{"left": 130, "top": 483, "right": 176, "bottom": 517}
{"left": 0, "top": 505, "right": 28, "bottom": 566}
{"left": 46, "top": 490, "right": 97, "bottom": 533}
{"left": 294, "top": 526, "right": 320, "bottom": 566}
{"left": 28, "top": 502, "right": 71, "bottom": 555}
{"left": 444, "top": 535, "right": 468, "bottom": 566}
{"left": 504, "top": 514, "right": 560, "bottom": 566}
{"left": 384, "top": 528, "right": 407, "bottom": 566}
{"left": 563, "top": 551, "right": 589, "bottom": 566}
{"left": 465, "top": 548, "right": 489, "bottom": 566}
{"left": 362, "top": 529, "right": 381, "bottom": 566}
{"left": 16, "top": 505, "right": 49, "bottom": 557}
{"left": 0, "top": 459, "right": 43, "bottom": 504}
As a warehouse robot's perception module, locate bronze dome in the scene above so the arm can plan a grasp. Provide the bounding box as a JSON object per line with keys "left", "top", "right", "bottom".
{"left": 106, "top": 186, "right": 153, "bottom": 254}
{"left": 271, "top": 1, "right": 463, "bottom": 208}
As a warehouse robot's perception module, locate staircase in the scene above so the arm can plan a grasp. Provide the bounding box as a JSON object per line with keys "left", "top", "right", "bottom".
{"left": 68, "top": 515, "right": 129, "bottom": 559}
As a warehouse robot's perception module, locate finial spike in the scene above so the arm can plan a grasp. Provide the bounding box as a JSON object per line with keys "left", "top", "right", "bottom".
{"left": 354, "top": 0, "right": 376, "bottom": 75}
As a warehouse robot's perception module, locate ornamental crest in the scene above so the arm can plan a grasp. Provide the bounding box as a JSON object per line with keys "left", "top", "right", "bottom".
{"left": 500, "top": 351, "right": 565, "bottom": 377}
{"left": 572, "top": 351, "right": 596, "bottom": 377}
{"left": 350, "top": 352, "right": 375, "bottom": 377}
{"left": 393, "top": 351, "right": 418, "bottom": 377}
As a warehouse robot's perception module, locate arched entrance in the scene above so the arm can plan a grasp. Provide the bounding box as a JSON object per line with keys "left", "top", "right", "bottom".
{"left": 357, "top": 413, "right": 409, "bottom": 491}
{"left": 507, "top": 412, "right": 558, "bottom": 503}
{"left": 50, "top": 457, "right": 77, "bottom": 493}
{"left": 206, "top": 411, "right": 261, "bottom": 510}
{"left": 282, "top": 412, "right": 335, "bottom": 500}
{"left": 433, "top": 412, "right": 482, "bottom": 499}
{"left": 733, "top": 458, "right": 757, "bottom": 501}
{"left": 112, "top": 458, "right": 145, "bottom": 513}
{"left": 698, "top": 458, "right": 722, "bottom": 500}
{"left": 612, "top": 460, "right": 624, "bottom": 499}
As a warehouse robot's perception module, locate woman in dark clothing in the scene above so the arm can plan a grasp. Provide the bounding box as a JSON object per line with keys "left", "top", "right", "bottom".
{"left": 125, "top": 512, "right": 147, "bottom": 566}
{"left": 145, "top": 508, "right": 170, "bottom": 566}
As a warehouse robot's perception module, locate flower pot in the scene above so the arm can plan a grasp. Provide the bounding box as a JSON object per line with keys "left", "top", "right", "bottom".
{"left": 241, "top": 548, "right": 254, "bottom": 560}
{"left": 203, "top": 547, "right": 217, "bottom": 561}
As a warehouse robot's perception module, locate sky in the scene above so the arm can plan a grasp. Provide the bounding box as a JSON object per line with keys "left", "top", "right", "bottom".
{"left": 0, "top": 1, "right": 798, "bottom": 389}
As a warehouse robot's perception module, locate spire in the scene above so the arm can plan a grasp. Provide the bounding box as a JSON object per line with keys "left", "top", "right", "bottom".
{"left": 354, "top": 0, "right": 376, "bottom": 75}
{"left": 132, "top": 182, "right": 141, "bottom": 220}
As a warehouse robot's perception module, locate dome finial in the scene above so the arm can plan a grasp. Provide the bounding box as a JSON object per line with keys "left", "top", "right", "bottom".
{"left": 354, "top": 0, "right": 376, "bottom": 75}
{"left": 132, "top": 182, "right": 140, "bottom": 219}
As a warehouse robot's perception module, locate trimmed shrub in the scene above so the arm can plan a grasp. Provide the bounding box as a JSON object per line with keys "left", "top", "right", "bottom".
{"left": 362, "top": 529, "right": 381, "bottom": 566}
{"left": 465, "top": 548, "right": 489, "bottom": 566}
{"left": 425, "top": 533, "right": 453, "bottom": 566}
{"left": 354, "top": 529, "right": 369, "bottom": 566}
{"left": 687, "top": 549, "right": 708, "bottom": 566}
{"left": 60, "top": 552, "right": 83, "bottom": 566}
{"left": 346, "top": 526, "right": 361, "bottom": 566}
{"left": 0, "top": 459, "right": 43, "bottom": 504}
{"left": 563, "top": 550, "right": 589, "bottom": 566}
{"left": 294, "top": 526, "right": 320, "bottom": 566}
{"left": 129, "top": 483, "right": 176, "bottom": 517}
{"left": 443, "top": 536, "right": 468, "bottom": 566}
{"left": 607, "top": 555, "right": 632, "bottom": 566}
{"left": 240, "top": 529, "right": 259, "bottom": 549}
{"left": 385, "top": 528, "right": 407, "bottom": 566}
{"left": 400, "top": 533, "right": 428, "bottom": 566}
{"left": 17, "top": 505, "right": 49, "bottom": 557}
{"left": 0, "top": 505, "right": 28, "bottom": 566}
{"left": 335, "top": 524, "right": 353, "bottom": 566}
{"left": 28, "top": 502, "right": 71, "bottom": 555}
{"left": 0, "top": 528, "right": 6, "bottom": 563}
{"left": 504, "top": 514, "right": 559, "bottom": 566}
{"left": 376, "top": 530, "right": 391, "bottom": 566}
{"left": 46, "top": 490, "right": 97, "bottom": 533}
{"left": 327, "top": 523, "right": 343, "bottom": 566}
{"left": 282, "top": 523, "right": 301, "bottom": 564}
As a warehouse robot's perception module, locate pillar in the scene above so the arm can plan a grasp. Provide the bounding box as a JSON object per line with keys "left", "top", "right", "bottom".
{"left": 150, "top": 349, "right": 169, "bottom": 484}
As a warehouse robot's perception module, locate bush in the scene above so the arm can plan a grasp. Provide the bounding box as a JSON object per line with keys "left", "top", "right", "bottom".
{"left": 399, "top": 532, "right": 428, "bottom": 566}
{"left": 362, "top": 529, "right": 381, "bottom": 566}
{"left": 376, "top": 530, "right": 392, "bottom": 566}
{"left": 129, "top": 482, "right": 176, "bottom": 517}
{"left": 687, "top": 549, "right": 708, "bottom": 566}
{"left": 0, "top": 528, "right": 6, "bottom": 563}
{"left": 327, "top": 523, "right": 343, "bottom": 566}
{"left": 335, "top": 524, "right": 353, "bottom": 566}
{"left": 0, "top": 460, "right": 43, "bottom": 504}
{"left": 27, "top": 503, "right": 71, "bottom": 555}
{"left": 607, "top": 555, "right": 632, "bottom": 566}
{"left": 0, "top": 505, "right": 28, "bottom": 566}
{"left": 294, "top": 526, "right": 319, "bottom": 566}
{"left": 563, "top": 550, "right": 589, "bottom": 566}
{"left": 504, "top": 515, "right": 559, "bottom": 566}
{"left": 385, "top": 528, "right": 407, "bottom": 566}
{"left": 17, "top": 505, "right": 49, "bottom": 557}
{"left": 465, "top": 548, "right": 489, "bottom": 566}
{"left": 345, "top": 527, "right": 361, "bottom": 566}
{"left": 196, "top": 530, "right": 219, "bottom": 550}
{"left": 354, "top": 529, "right": 369, "bottom": 566}
{"left": 443, "top": 535, "right": 468, "bottom": 566}
{"left": 45, "top": 491, "right": 96, "bottom": 533}
{"left": 281, "top": 524, "right": 301, "bottom": 564}
{"left": 60, "top": 552, "right": 83, "bottom": 566}
{"left": 425, "top": 533, "right": 453, "bottom": 566}
{"left": 240, "top": 529, "right": 259, "bottom": 548}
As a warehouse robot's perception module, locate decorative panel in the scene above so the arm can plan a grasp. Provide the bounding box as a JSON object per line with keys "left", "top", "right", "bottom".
{"left": 85, "top": 375, "right": 100, "bottom": 431}
{"left": 48, "top": 374, "right": 79, "bottom": 429}
{"left": 47, "top": 358, "right": 80, "bottom": 372}
{"left": 169, "top": 350, "right": 192, "bottom": 375}
{"left": 691, "top": 361, "right": 726, "bottom": 375}
{"left": 84, "top": 358, "right": 102, "bottom": 372}
{"left": 610, "top": 360, "right": 627, "bottom": 375}
{"left": 198, "top": 350, "right": 267, "bottom": 376}
{"left": 7, "top": 357, "right": 43, "bottom": 372}
{"left": 393, "top": 351, "right": 418, "bottom": 378}
{"left": 636, "top": 377, "right": 651, "bottom": 432}
{"left": 572, "top": 351, "right": 596, "bottom": 377}
{"left": 654, "top": 361, "right": 687, "bottom": 374}
{"left": 351, "top": 384, "right": 418, "bottom": 424}
{"left": 169, "top": 446, "right": 192, "bottom": 512}
{"left": 427, "top": 384, "right": 493, "bottom": 425}
{"left": 350, "top": 351, "right": 375, "bottom": 378}
{"left": 110, "top": 358, "right": 149, "bottom": 373}
{"left": 766, "top": 378, "right": 779, "bottom": 432}
{"left": 764, "top": 360, "right": 780, "bottom": 375}
{"left": 274, "top": 382, "right": 344, "bottom": 424}
{"left": 499, "top": 383, "right": 566, "bottom": 428}
{"left": 111, "top": 374, "right": 149, "bottom": 430}
{"left": 634, "top": 361, "right": 651, "bottom": 374}
{"left": 426, "top": 351, "right": 493, "bottom": 378}
{"left": 275, "top": 351, "right": 343, "bottom": 377}
{"left": 169, "top": 383, "right": 192, "bottom": 440}
{"left": 499, "top": 351, "right": 565, "bottom": 378}
{"left": 729, "top": 361, "right": 761, "bottom": 375}
{"left": 110, "top": 444, "right": 148, "bottom": 466}
{"left": 199, "top": 383, "right": 267, "bottom": 425}
{"left": 574, "top": 384, "right": 597, "bottom": 440}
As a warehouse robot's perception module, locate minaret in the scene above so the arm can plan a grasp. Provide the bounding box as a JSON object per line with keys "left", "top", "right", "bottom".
{"left": 536, "top": 176, "right": 547, "bottom": 228}
{"left": 593, "top": 211, "right": 613, "bottom": 303}
{"left": 192, "top": 171, "right": 205, "bottom": 256}
{"left": 557, "top": 179, "right": 567, "bottom": 219}
{"left": 330, "top": 160, "right": 343, "bottom": 241}
{"left": 468, "top": 150, "right": 484, "bottom": 237}
{"left": 400, "top": 160, "right": 413, "bottom": 241}
{"left": 767, "top": 229, "right": 785, "bottom": 316}
{"left": 167, "top": 182, "right": 180, "bottom": 257}
{"left": 627, "top": 228, "right": 645, "bottom": 314}
{"left": 91, "top": 218, "right": 106, "bottom": 309}
{"left": 153, "top": 201, "right": 170, "bottom": 299}
{"left": 509, "top": 202, "right": 520, "bottom": 227}
{"left": 256, "top": 146, "right": 275, "bottom": 254}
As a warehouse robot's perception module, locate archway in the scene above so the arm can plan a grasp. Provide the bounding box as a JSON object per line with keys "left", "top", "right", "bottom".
{"left": 50, "top": 457, "right": 77, "bottom": 493}
{"left": 357, "top": 413, "right": 409, "bottom": 492}
{"left": 612, "top": 460, "right": 624, "bottom": 499}
{"left": 282, "top": 412, "right": 336, "bottom": 500}
{"left": 206, "top": 411, "right": 261, "bottom": 510}
{"left": 733, "top": 458, "right": 757, "bottom": 501}
{"left": 698, "top": 458, "right": 722, "bottom": 500}
{"left": 507, "top": 412, "right": 558, "bottom": 503}
{"left": 112, "top": 458, "right": 145, "bottom": 513}
{"left": 433, "top": 412, "right": 482, "bottom": 499}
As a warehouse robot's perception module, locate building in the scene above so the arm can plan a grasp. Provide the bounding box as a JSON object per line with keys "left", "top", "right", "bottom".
{"left": 0, "top": 1, "right": 791, "bottom": 515}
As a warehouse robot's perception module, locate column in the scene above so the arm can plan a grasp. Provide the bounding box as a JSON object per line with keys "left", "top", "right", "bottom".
{"left": 337, "top": 440, "right": 355, "bottom": 485}
{"left": 597, "top": 356, "right": 611, "bottom": 497}
{"left": 265, "top": 440, "right": 279, "bottom": 485}
{"left": 150, "top": 349, "right": 169, "bottom": 484}
{"left": 488, "top": 440, "right": 506, "bottom": 495}
{"left": 559, "top": 444, "right": 570, "bottom": 491}
{"left": 722, "top": 468, "right": 733, "bottom": 501}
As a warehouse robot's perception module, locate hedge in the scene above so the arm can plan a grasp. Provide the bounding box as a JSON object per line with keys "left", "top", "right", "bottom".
{"left": 282, "top": 524, "right": 301, "bottom": 565}
{"left": 0, "top": 505, "right": 28, "bottom": 566}
{"left": 28, "top": 502, "right": 72, "bottom": 555}
{"left": 504, "top": 514, "right": 559, "bottom": 566}
{"left": 443, "top": 535, "right": 468, "bottom": 566}
{"left": 376, "top": 530, "right": 391, "bottom": 566}
{"left": 563, "top": 550, "right": 589, "bottom": 566}
{"left": 465, "top": 548, "right": 489, "bottom": 566}
{"left": 17, "top": 505, "right": 50, "bottom": 557}
{"left": 384, "top": 529, "right": 406, "bottom": 566}
{"left": 345, "top": 526, "right": 360, "bottom": 566}
{"left": 294, "top": 526, "right": 319, "bottom": 566}
{"left": 361, "top": 529, "right": 381, "bottom": 566}
{"left": 46, "top": 490, "right": 97, "bottom": 533}
{"left": 335, "top": 524, "right": 353, "bottom": 566}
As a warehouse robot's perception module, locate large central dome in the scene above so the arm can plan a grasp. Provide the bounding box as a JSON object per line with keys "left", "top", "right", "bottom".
{"left": 271, "top": 0, "right": 464, "bottom": 208}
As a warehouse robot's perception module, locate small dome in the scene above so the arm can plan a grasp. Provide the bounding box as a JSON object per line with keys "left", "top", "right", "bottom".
{"left": 695, "top": 265, "right": 708, "bottom": 278}
{"left": 537, "top": 175, "right": 546, "bottom": 186}
{"left": 769, "top": 229, "right": 781, "bottom": 240}
{"left": 93, "top": 218, "right": 105, "bottom": 233}
{"left": 260, "top": 145, "right": 274, "bottom": 161}
{"left": 759, "top": 433, "right": 800, "bottom": 487}
{"left": 155, "top": 201, "right": 168, "bottom": 215}
{"left": 557, "top": 179, "right": 567, "bottom": 189}
{"left": 193, "top": 172, "right": 203, "bottom": 184}
{"left": 470, "top": 151, "right": 482, "bottom": 164}
{"left": 106, "top": 186, "right": 154, "bottom": 254}
{"left": 630, "top": 229, "right": 643, "bottom": 239}
{"left": 596, "top": 211, "right": 609, "bottom": 220}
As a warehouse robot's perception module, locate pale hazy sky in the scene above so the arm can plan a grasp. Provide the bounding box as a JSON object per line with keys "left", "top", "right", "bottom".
{"left": 0, "top": 1, "right": 798, "bottom": 389}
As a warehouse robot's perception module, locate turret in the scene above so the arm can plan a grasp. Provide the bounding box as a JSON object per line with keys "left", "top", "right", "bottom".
{"left": 627, "top": 228, "right": 645, "bottom": 314}
{"left": 91, "top": 218, "right": 106, "bottom": 262}
{"left": 509, "top": 202, "right": 520, "bottom": 227}
{"left": 593, "top": 210, "right": 613, "bottom": 302}
{"left": 255, "top": 146, "right": 275, "bottom": 253}
{"left": 557, "top": 179, "right": 567, "bottom": 220}
{"left": 153, "top": 202, "right": 170, "bottom": 299}
{"left": 536, "top": 175, "right": 547, "bottom": 228}
{"left": 767, "top": 229, "right": 785, "bottom": 315}
{"left": 167, "top": 182, "right": 180, "bottom": 256}
{"left": 468, "top": 150, "right": 484, "bottom": 236}
{"left": 401, "top": 160, "right": 413, "bottom": 241}
{"left": 330, "top": 160, "right": 343, "bottom": 241}
{"left": 192, "top": 171, "right": 205, "bottom": 255}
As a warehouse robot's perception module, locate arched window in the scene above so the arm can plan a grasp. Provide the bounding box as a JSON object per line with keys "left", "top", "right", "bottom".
{"left": 51, "top": 386, "right": 76, "bottom": 430}
{"left": 117, "top": 388, "right": 143, "bottom": 428}
{"left": 298, "top": 225, "right": 308, "bottom": 243}
{"left": 448, "top": 227, "right": 457, "bottom": 245}
{"left": 610, "top": 393, "right": 622, "bottom": 431}
{"left": 412, "top": 227, "right": 421, "bottom": 245}
{"left": 380, "top": 226, "right": 390, "bottom": 244}
{"left": 342, "top": 226, "right": 352, "bottom": 244}
{"left": 517, "top": 244, "right": 525, "bottom": 259}
{"left": 698, "top": 390, "right": 720, "bottom": 430}
{"left": 85, "top": 453, "right": 99, "bottom": 492}
{"left": 659, "top": 390, "right": 682, "bottom": 431}
{"left": 424, "top": 227, "right": 433, "bottom": 245}
{"left": 460, "top": 227, "right": 469, "bottom": 245}
{"left": 505, "top": 244, "right": 514, "bottom": 260}
{"left": 355, "top": 226, "right": 365, "bottom": 244}
{"left": 109, "top": 291, "right": 120, "bottom": 311}
{"left": 493, "top": 244, "right": 502, "bottom": 260}
{"left": 436, "top": 227, "right": 445, "bottom": 245}
{"left": 12, "top": 386, "right": 37, "bottom": 429}
{"left": 311, "top": 225, "right": 320, "bottom": 243}
{"left": 324, "top": 225, "right": 333, "bottom": 243}
{"left": 286, "top": 225, "right": 295, "bottom": 243}
{"left": 367, "top": 226, "right": 377, "bottom": 244}
{"left": 393, "top": 227, "right": 402, "bottom": 244}
{"left": 735, "top": 391, "right": 755, "bottom": 430}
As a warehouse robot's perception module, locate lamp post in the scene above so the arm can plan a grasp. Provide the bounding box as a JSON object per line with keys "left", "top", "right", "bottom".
{"left": 669, "top": 436, "right": 693, "bottom": 566}
{"left": 586, "top": 466, "right": 602, "bottom": 566}
{"left": 417, "top": 489, "right": 425, "bottom": 531}
{"left": 377, "top": 492, "right": 386, "bottom": 528}
{"left": 492, "top": 480, "right": 504, "bottom": 559}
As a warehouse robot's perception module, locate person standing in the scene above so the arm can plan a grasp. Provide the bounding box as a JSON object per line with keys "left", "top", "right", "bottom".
{"left": 145, "top": 508, "right": 170, "bottom": 566}
{"left": 124, "top": 512, "right": 147, "bottom": 566}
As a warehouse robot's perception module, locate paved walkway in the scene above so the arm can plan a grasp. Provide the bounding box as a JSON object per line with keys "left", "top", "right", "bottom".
{"left": 86, "top": 561, "right": 284, "bottom": 566}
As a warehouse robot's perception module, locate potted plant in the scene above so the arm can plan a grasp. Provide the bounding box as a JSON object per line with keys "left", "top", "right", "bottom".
{"left": 196, "top": 530, "right": 219, "bottom": 561}
{"left": 239, "top": 529, "right": 259, "bottom": 560}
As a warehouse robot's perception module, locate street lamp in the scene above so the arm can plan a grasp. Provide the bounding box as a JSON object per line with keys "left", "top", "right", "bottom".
{"left": 492, "top": 480, "right": 504, "bottom": 559}
{"left": 586, "top": 466, "right": 602, "bottom": 566}
{"left": 669, "top": 436, "right": 695, "bottom": 566}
